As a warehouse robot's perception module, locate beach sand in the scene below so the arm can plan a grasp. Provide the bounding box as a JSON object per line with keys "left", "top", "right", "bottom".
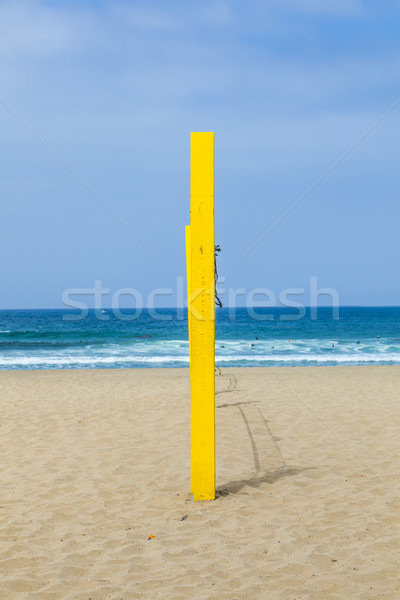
{"left": 0, "top": 366, "right": 399, "bottom": 599}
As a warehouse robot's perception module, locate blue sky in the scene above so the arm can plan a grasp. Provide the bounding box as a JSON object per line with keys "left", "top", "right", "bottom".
{"left": 1, "top": 0, "right": 400, "bottom": 308}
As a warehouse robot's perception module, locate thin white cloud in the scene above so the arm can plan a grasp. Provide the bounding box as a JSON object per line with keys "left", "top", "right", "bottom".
{"left": 0, "top": 0, "right": 93, "bottom": 56}
{"left": 193, "top": 0, "right": 233, "bottom": 26}
{"left": 1, "top": 0, "right": 398, "bottom": 167}
{"left": 112, "top": 0, "right": 232, "bottom": 31}
{"left": 273, "top": 0, "right": 364, "bottom": 17}
{"left": 112, "top": 4, "right": 176, "bottom": 30}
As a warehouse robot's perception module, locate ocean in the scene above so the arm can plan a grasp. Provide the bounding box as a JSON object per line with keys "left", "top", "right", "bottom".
{"left": 0, "top": 307, "right": 400, "bottom": 370}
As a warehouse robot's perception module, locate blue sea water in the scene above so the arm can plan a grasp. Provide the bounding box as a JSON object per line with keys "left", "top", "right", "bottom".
{"left": 0, "top": 307, "right": 400, "bottom": 370}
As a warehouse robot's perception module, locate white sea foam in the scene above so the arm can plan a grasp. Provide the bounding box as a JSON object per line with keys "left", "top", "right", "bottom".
{"left": 1, "top": 335, "right": 400, "bottom": 369}
{"left": 1, "top": 350, "right": 400, "bottom": 369}
{"left": 0, "top": 355, "right": 191, "bottom": 367}
{"left": 215, "top": 352, "right": 400, "bottom": 363}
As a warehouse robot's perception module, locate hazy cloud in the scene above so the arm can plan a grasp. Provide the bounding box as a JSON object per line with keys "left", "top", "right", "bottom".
{"left": 1, "top": 0, "right": 400, "bottom": 306}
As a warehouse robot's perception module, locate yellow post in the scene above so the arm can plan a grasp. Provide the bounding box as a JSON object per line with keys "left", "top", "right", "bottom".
{"left": 185, "top": 225, "right": 192, "bottom": 357}
{"left": 189, "top": 132, "right": 215, "bottom": 501}
{"left": 185, "top": 224, "right": 193, "bottom": 493}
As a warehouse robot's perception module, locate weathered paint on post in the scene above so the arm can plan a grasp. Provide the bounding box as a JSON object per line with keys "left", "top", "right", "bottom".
{"left": 189, "top": 132, "right": 215, "bottom": 501}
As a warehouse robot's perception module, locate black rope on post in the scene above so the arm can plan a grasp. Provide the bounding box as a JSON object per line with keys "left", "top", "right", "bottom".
{"left": 214, "top": 245, "right": 223, "bottom": 308}
{"left": 214, "top": 245, "right": 223, "bottom": 375}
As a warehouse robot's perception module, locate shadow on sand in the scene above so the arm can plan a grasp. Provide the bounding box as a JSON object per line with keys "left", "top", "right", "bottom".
{"left": 216, "top": 396, "right": 315, "bottom": 497}
{"left": 216, "top": 465, "right": 315, "bottom": 497}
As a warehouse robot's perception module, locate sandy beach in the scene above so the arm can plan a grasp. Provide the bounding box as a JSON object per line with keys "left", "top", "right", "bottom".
{"left": 0, "top": 366, "right": 399, "bottom": 599}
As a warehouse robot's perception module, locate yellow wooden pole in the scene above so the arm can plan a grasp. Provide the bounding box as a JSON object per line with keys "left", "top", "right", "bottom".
{"left": 185, "top": 224, "right": 193, "bottom": 493}
{"left": 185, "top": 225, "right": 192, "bottom": 357}
{"left": 189, "top": 132, "right": 215, "bottom": 501}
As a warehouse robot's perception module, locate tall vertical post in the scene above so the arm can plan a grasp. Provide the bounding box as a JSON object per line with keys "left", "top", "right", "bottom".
{"left": 185, "top": 224, "right": 194, "bottom": 494}
{"left": 189, "top": 132, "right": 215, "bottom": 501}
{"left": 185, "top": 225, "right": 192, "bottom": 357}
